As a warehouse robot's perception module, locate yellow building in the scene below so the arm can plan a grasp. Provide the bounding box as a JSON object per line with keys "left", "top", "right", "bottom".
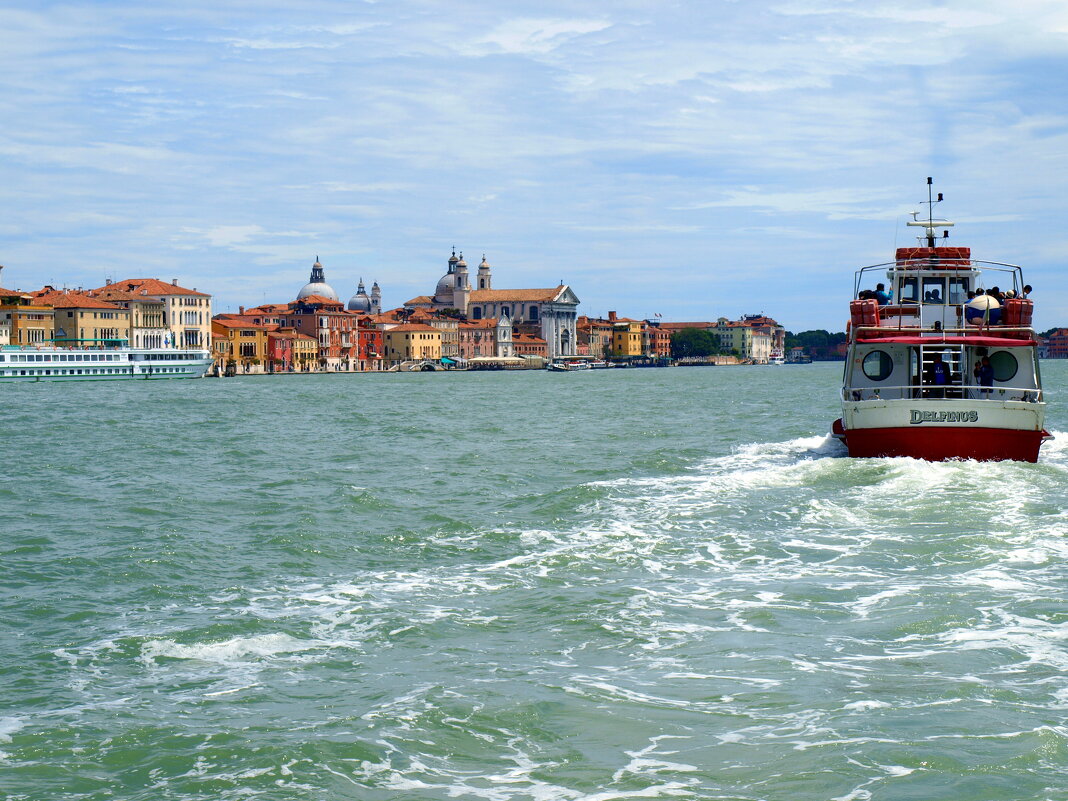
{"left": 292, "top": 332, "right": 319, "bottom": 371}
{"left": 610, "top": 317, "right": 646, "bottom": 358}
{"left": 211, "top": 319, "right": 270, "bottom": 374}
{"left": 383, "top": 324, "right": 442, "bottom": 365}
{"left": 1, "top": 290, "right": 55, "bottom": 346}
{"left": 34, "top": 289, "right": 131, "bottom": 346}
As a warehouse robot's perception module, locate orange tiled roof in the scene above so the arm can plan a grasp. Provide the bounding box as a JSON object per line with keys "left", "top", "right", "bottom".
{"left": 459, "top": 318, "right": 500, "bottom": 329}
{"left": 0, "top": 287, "right": 27, "bottom": 298}
{"left": 212, "top": 318, "right": 270, "bottom": 330}
{"left": 470, "top": 286, "right": 564, "bottom": 303}
{"left": 404, "top": 295, "right": 434, "bottom": 305}
{"left": 294, "top": 294, "right": 344, "bottom": 307}
{"left": 97, "top": 278, "right": 210, "bottom": 297}
{"left": 87, "top": 287, "right": 162, "bottom": 303}
{"left": 33, "top": 289, "right": 124, "bottom": 310}
{"left": 513, "top": 333, "right": 547, "bottom": 344}
{"left": 387, "top": 323, "right": 439, "bottom": 333}
{"left": 656, "top": 321, "right": 716, "bottom": 331}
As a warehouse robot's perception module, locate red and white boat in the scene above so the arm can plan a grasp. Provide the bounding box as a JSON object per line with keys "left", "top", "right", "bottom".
{"left": 832, "top": 180, "right": 1050, "bottom": 462}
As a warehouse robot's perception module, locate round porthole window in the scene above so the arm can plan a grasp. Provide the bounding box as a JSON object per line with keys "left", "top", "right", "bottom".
{"left": 989, "top": 351, "right": 1018, "bottom": 382}
{"left": 862, "top": 350, "right": 893, "bottom": 381}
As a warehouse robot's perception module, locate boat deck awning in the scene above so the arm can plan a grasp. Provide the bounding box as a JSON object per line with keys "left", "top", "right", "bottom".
{"left": 856, "top": 336, "right": 1036, "bottom": 348}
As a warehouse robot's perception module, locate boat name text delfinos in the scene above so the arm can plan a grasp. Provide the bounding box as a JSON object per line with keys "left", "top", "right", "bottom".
{"left": 910, "top": 409, "right": 979, "bottom": 424}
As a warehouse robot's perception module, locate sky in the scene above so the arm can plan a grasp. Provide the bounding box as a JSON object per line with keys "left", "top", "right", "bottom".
{"left": 2, "top": 0, "right": 1068, "bottom": 331}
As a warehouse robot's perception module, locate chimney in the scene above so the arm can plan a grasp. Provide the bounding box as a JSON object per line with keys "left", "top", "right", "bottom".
{"left": 105, "top": 277, "right": 112, "bottom": 285}
{"left": 608, "top": 311, "right": 617, "bottom": 322}
{"left": 172, "top": 278, "right": 178, "bottom": 286}
{"left": 239, "top": 305, "right": 245, "bottom": 315}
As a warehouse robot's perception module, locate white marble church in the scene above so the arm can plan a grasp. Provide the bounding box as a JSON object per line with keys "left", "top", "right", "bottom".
{"left": 404, "top": 251, "right": 580, "bottom": 358}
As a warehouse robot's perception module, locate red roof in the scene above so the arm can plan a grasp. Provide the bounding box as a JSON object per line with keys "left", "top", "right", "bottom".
{"left": 387, "top": 323, "right": 439, "bottom": 333}
{"left": 97, "top": 278, "right": 210, "bottom": 297}
{"left": 857, "top": 336, "right": 1036, "bottom": 347}
{"left": 33, "top": 289, "right": 124, "bottom": 310}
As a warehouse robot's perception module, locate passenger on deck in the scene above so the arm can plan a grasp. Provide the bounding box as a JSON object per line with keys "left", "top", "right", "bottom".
{"left": 1021, "top": 284, "right": 1033, "bottom": 299}
{"left": 873, "top": 283, "right": 892, "bottom": 306}
{"left": 925, "top": 354, "right": 952, "bottom": 398}
{"left": 928, "top": 288, "right": 943, "bottom": 303}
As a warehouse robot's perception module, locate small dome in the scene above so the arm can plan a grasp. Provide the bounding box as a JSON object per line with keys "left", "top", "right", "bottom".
{"left": 348, "top": 294, "right": 371, "bottom": 311}
{"left": 435, "top": 273, "right": 454, "bottom": 301}
{"left": 457, "top": 252, "right": 467, "bottom": 269}
{"left": 348, "top": 279, "right": 371, "bottom": 311}
{"left": 479, "top": 256, "right": 490, "bottom": 270}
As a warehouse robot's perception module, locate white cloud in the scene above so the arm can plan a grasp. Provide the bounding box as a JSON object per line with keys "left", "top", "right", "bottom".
{"left": 463, "top": 17, "right": 611, "bottom": 56}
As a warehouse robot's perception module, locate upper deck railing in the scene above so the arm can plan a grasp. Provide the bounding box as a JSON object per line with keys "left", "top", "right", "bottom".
{"left": 852, "top": 258, "right": 1024, "bottom": 300}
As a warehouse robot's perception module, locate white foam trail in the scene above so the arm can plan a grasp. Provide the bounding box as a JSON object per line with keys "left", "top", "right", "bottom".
{"left": 139, "top": 633, "right": 314, "bottom": 667}
{"left": 0, "top": 716, "right": 24, "bottom": 744}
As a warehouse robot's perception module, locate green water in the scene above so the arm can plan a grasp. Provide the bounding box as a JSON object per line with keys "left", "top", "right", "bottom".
{"left": 3, "top": 363, "right": 1067, "bottom": 800}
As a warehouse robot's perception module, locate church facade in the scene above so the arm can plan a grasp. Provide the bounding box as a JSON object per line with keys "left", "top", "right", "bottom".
{"left": 403, "top": 251, "right": 579, "bottom": 358}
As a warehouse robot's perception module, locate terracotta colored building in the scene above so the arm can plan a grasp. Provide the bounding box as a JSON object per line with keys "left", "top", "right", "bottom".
{"left": 1046, "top": 328, "right": 1068, "bottom": 358}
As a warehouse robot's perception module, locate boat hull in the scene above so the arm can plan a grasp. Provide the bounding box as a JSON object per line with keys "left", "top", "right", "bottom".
{"left": 832, "top": 418, "right": 1048, "bottom": 462}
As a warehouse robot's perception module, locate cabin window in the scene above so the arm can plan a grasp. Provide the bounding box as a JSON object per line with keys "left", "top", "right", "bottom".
{"left": 948, "top": 278, "right": 970, "bottom": 305}
{"left": 862, "top": 350, "right": 893, "bottom": 381}
{"left": 989, "top": 351, "right": 1018, "bottom": 382}
{"left": 922, "top": 277, "right": 946, "bottom": 304}
{"left": 899, "top": 278, "right": 919, "bottom": 304}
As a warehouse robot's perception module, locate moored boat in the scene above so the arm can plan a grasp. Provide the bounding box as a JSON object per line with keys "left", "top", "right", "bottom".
{"left": 831, "top": 179, "right": 1050, "bottom": 462}
{"left": 0, "top": 345, "right": 213, "bottom": 382}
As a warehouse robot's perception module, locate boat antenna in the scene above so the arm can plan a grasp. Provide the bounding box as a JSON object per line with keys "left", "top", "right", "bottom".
{"left": 907, "top": 176, "right": 952, "bottom": 247}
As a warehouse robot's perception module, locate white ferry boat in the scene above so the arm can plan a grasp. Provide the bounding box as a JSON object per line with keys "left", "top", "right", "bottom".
{"left": 768, "top": 349, "right": 786, "bottom": 365}
{"left": 0, "top": 346, "right": 213, "bottom": 382}
{"left": 831, "top": 179, "right": 1049, "bottom": 462}
{"left": 547, "top": 358, "right": 608, "bottom": 371}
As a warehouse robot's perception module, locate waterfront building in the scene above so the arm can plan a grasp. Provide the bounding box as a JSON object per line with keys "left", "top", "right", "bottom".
{"left": 457, "top": 317, "right": 513, "bottom": 359}
{"left": 211, "top": 319, "right": 270, "bottom": 374}
{"left": 94, "top": 278, "right": 212, "bottom": 349}
{"left": 576, "top": 316, "right": 615, "bottom": 358}
{"left": 87, "top": 287, "right": 167, "bottom": 348}
{"left": 644, "top": 320, "right": 672, "bottom": 358}
{"left": 512, "top": 333, "right": 548, "bottom": 359}
{"left": 609, "top": 314, "right": 647, "bottom": 359}
{"left": 31, "top": 288, "right": 132, "bottom": 347}
{"left": 404, "top": 250, "right": 580, "bottom": 358}
{"left": 383, "top": 323, "right": 442, "bottom": 365}
{"left": 1046, "top": 328, "right": 1068, "bottom": 358}
{"left": 3, "top": 293, "right": 55, "bottom": 346}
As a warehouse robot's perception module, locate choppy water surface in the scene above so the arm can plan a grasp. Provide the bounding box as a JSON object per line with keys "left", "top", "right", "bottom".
{"left": 3, "top": 362, "right": 1067, "bottom": 800}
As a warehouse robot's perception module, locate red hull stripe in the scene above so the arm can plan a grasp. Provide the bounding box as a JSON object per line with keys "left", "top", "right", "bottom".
{"left": 838, "top": 424, "right": 1046, "bottom": 462}
{"left": 855, "top": 336, "right": 1036, "bottom": 347}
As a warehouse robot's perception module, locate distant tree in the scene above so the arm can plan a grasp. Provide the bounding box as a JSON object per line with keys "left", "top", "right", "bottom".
{"left": 670, "top": 328, "right": 720, "bottom": 358}
{"left": 786, "top": 329, "right": 847, "bottom": 360}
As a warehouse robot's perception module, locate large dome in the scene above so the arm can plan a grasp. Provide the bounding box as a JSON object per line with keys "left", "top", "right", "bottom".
{"left": 298, "top": 281, "right": 339, "bottom": 302}
{"left": 297, "top": 259, "right": 339, "bottom": 302}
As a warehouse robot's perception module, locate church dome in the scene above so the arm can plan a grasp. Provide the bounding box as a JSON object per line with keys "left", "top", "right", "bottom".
{"left": 297, "top": 258, "right": 339, "bottom": 302}
{"left": 435, "top": 272, "right": 454, "bottom": 302}
{"left": 347, "top": 278, "right": 371, "bottom": 311}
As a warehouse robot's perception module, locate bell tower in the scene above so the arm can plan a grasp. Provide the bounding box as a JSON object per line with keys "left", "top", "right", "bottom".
{"left": 478, "top": 255, "right": 492, "bottom": 290}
